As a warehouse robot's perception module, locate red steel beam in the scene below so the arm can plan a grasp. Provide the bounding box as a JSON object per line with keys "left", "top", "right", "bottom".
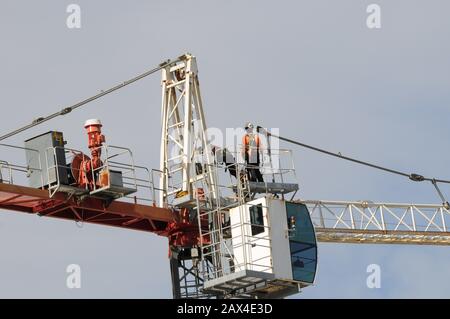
{"left": 0, "top": 182, "right": 176, "bottom": 235}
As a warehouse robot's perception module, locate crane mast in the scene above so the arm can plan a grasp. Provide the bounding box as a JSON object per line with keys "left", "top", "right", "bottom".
{"left": 159, "top": 54, "right": 217, "bottom": 208}
{"left": 0, "top": 53, "right": 449, "bottom": 299}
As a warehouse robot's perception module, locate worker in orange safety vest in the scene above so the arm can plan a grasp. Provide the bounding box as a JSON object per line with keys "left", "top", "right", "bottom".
{"left": 242, "top": 122, "right": 264, "bottom": 183}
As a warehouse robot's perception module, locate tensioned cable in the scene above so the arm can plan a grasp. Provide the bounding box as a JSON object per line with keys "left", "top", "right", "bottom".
{"left": 0, "top": 57, "right": 182, "bottom": 141}
{"left": 261, "top": 128, "right": 450, "bottom": 185}
{"left": 2, "top": 57, "right": 449, "bottom": 192}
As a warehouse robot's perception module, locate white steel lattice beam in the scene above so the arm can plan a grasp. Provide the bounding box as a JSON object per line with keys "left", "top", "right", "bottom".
{"left": 302, "top": 200, "right": 450, "bottom": 245}
{"left": 159, "top": 54, "right": 217, "bottom": 207}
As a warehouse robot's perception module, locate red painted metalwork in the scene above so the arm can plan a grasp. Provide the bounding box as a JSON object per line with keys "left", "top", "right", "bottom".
{"left": 73, "top": 119, "right": 106, "bottom": 190}
{"left": 0, "top": 119, "right": 208, "bottom": 247}
{"left": 0, "top": 182, "right": 206, "bottom": 247}
{"left": 84, "top": 119, "right": 105, "bottom": 173}
{"left": 166, "top": 208, "right": 210, "bottom": 247}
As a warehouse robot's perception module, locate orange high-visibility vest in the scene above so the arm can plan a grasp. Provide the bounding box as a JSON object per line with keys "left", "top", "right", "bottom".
{"left": 243, "top": 134, "right": 261, "bottom": 163}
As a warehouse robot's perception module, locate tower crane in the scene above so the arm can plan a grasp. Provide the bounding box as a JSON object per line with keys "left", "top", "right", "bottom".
{"left": 0, "top": 53, "right": 449, "bottom": 299}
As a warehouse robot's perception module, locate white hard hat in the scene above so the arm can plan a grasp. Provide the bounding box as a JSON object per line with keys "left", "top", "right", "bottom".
{"left": 84, "top": 119, "right": 102, "bottom": 128}
{"left": 244, "top": 122, "right": 254, "bottom": 130}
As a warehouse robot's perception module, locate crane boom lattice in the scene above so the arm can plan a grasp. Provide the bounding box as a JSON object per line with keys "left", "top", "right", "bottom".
{"left": 305, "top": 200, "right": 450, "bottom": 245}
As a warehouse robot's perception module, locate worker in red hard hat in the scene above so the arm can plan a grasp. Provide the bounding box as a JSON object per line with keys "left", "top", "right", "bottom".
{"left": 242, "top": 122, "right": 264, "bottom": 183}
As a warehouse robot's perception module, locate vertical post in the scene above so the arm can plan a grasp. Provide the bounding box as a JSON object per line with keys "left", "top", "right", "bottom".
{"left": 159, "top": 68, "right": 169, "bottom": 207}
{"left": 380, "top": 205, "right": 386, "bottom": 231}
{"left": 181, "top": 59, "right": 193, "bottom": 193}
{"left": 410, "top": 206, "right": 416, "bottom": 232}
{"left": 169, "top": 250, "right": 182, "bottom": 299}
{"left": 192, "top": 74, "right": 217, "bottom": 200}
{"left": 319, "top": 204, "right": 325, "bottom": 228}
{"left": 441, "top": 207, "right": 447, "bottom": 232}
{"left": 349, "top": 205, "right": 355, "bottom": 229}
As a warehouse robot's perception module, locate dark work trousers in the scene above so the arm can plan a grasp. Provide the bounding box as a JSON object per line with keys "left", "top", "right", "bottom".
{"left": 246, "top": 162, "right": 264, "bottom": 183}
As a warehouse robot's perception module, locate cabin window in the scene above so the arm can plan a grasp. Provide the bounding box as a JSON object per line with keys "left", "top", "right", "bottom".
{"left": 249, "top": 204, "right": 264, "bottom": 236}
{"left": 286, "top": 202, "right": 317, "bottom": 284}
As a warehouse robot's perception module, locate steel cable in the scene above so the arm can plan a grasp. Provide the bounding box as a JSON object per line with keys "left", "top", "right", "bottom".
{"left": 262, "top": 129, "right": 450, "bottom": 185}
{"left": 0, "top": 57, "right": 181, "bottom": 141}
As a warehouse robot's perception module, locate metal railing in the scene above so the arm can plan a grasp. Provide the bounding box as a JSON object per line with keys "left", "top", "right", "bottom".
{"left": 45, "top": 146, "right": 89, "bottom": 197}
{"left": 0, "top": 160, "right": 12, "bottom": 184}
{"left": 212, "top": 147, "right": 298, "bottom": 199}
{"left": 90, "top": 145, "right": 137, "bottom": 195}
{"left": 178, "top": 147, "right": 300, "bottom": 288}
{"left": 44, "top": 144, "right": 155, "bottom": 202}
{"left": 0, "top": 143, "right": 43, "bottom": 188}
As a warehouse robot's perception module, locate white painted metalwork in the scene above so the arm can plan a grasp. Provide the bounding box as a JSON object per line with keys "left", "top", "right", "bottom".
{"left": 303, "top": 200, "right": 450, "bottom": 245}
{"left": 159, "top": 54, "right": 217, "bottom": 208}
{"left": 194, "top": 148, "right": 311, "bottom": 298}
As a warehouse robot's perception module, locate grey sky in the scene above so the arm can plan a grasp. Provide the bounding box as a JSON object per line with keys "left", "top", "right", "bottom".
{"left": 0, "top": 0, "right": 449, "bottom": 298}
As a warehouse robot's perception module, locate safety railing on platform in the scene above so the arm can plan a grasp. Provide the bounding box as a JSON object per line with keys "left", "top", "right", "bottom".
{"left": 0, "top": 143, "right": 43, "bottom": 188}
{"left": 0, "top": 160, "right": 11, "bottom": 184}
{"left": 207, "top": 147, "right": 299, "bottom": 203}
{"left": 89, "top": 145, "right": 137, "bottom": 196}
{"left": 45, "top": 146, "right": 88, "bottom": 197}
{"left": 191, "top": 148, "right": 296, "bottom": 286}
{"left": 44, "top": 145, "right": 156, "bottom": 203}
{"left": 150, "top": 168, "right": 173, "bottom": 208}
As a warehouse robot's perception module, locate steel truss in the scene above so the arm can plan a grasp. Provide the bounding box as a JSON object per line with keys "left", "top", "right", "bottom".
{"left": 170, "top": 248, "right": 211, "bottom": 299}
{"left": 159, "top": 54, "right": 217, "bottom": 207}
{"left": 304, "top": 200, "right": 450, "bottom": 245}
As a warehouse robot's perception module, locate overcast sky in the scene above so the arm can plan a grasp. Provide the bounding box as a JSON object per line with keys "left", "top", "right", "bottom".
{"left": 0, "top": 0, "right": 449, "bottom": 298}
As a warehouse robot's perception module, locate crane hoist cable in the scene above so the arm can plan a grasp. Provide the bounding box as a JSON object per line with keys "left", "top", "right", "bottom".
{"left": 0, "top": 57, "right": 183, "bottom": 142}
{"left": 260, "top": 127, "right": 450, "bottom": 185}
